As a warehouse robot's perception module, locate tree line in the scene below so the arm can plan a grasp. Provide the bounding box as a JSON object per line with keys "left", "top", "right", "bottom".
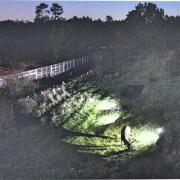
{"left": 0, "top": 2, "right": 179, "bottom": 70}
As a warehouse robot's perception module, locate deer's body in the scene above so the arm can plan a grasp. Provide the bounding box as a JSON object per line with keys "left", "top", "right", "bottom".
{"left": 121, "top": 125, "right": 132, "bottom": 150}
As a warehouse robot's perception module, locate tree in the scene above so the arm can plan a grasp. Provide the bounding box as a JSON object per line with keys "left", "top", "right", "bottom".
{"left": 125, "top": 2, "right": 165, "bottom": 25}
{"left": 106, "top": 15, "right": 113, "bottom": 22}
{"left": 34, "top": 3, "right": 50, "bottom": 23}
{"left": 50, "top": 3, "right": 64, "bottom": 21}
{"left": 143, "top": 3, "right": 164, "bottom": 24}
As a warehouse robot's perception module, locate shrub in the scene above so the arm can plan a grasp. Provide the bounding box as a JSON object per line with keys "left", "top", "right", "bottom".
{"left": 0, "top": 78, "right": 39, "bottom": 99}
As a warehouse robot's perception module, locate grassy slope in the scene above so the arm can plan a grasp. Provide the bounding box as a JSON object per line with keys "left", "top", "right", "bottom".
{"left": 110, "top": 50, "right": 180, "bottom": 121}
{"left": 1, "top": 50, "right": 180, "bottom": 179}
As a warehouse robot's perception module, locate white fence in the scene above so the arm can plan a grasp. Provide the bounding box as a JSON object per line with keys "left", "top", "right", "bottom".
{"left": 0, "top": 56, "right": 88, "bottom": 85}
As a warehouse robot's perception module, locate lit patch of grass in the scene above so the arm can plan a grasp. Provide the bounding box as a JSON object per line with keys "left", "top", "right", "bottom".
{"left": 132, "top": 124, "right": 160, "bottom": 150}
{"left": 63, "top": 98, "right": 99, "bottom": 133}
{"left": 96, "top": 98, "right": 119, "bottom": 111}
{"left": 63, "top": 123, "right": 161, "bottom": 161}
{"left": 64, "top": 136, "right": 123, "bottom": 156}
{"left": 103, "top": 123, "right": 121, "bottom": 139}
{"left": 31, "top": 78, "right": 160, "bottom": 161}
{"left": 95, "top": 112, "right": 121, "bottom": 127}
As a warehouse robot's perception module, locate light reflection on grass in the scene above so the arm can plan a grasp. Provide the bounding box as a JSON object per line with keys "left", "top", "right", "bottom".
{"left": 34, "top": 79, "right": 160, "bottom": 161}
{"left": 96, "top": 98, "right": 119, "bottom": 111}
{"left": 63, "top": 123, "right": 161, "bottom": 161}
{"left": 95, "top": 112, "right": 121, "bottom": 127}
{"left": 132, "top": 125, "right": 160, "bottom": 150}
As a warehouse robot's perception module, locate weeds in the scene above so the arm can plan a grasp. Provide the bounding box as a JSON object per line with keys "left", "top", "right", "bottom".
{"left": 17, "top": 76, "right": 161, "bottom": 162}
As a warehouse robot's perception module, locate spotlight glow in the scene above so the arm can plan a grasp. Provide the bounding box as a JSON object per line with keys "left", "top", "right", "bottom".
{"left": 95, "top": 112, "right": 120, "bottom": 126}
{"left": 133, "top": 130, "right": 159, "bottom": 148}
{"left": 156, "top": 127, "right": 165, "bottom": 135}
{"left": 96, "top": 99, "right": 118, "bottom": 111}
{"left": 132, "top": 125, "right": 162, "bottom": 149}
{"left": 87, "top": 97, "right": 95, "bottom": 103}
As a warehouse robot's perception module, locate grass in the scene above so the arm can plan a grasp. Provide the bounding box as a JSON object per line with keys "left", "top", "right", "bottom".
{"left": 1, "top": 74, "right": 180, "bottom": 179}
{"left": 22, "top": 76, "right": 161, "bottom": 162}
{"left": 2, "top": 49, "right": 180, "bottom": 178}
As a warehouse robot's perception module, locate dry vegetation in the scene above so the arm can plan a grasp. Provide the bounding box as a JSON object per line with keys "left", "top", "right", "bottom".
{"left": 1, "top": 2, "right": 180, "bottom": 179}
{"left": 1, "top": 67, "right": 180, "bottom": 178}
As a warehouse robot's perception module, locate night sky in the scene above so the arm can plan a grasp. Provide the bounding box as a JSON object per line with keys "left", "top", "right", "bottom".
{"left": 0, "top": 1, "right": 180, "bottom": 21}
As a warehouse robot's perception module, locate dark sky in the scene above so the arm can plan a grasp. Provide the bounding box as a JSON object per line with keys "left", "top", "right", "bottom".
{"left": 0, "top": 1, "right": 180, "bottom": 21}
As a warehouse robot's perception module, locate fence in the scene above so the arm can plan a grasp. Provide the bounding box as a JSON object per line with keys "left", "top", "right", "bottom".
{"left": 0, "top": 56, "right": 88, "bottom": 86}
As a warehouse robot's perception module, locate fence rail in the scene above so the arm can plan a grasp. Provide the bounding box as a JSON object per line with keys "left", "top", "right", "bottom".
{"left": 0, "top": 56, "right": 88, "bottom": 86}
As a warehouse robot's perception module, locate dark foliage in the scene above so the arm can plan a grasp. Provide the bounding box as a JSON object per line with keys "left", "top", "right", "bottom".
{"left": 1, "top": 2, "right": 179, "bottom": 70}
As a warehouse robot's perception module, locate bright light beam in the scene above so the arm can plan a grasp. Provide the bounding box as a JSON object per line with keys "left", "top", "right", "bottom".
{"left": 156, "top": 127, "right": 165, "bottom": 135}
{"left": 134, "top": 130, "right": 160, "bottom": 147}
{"left": 133, "top": 126, "right": 165, "bottom": 149}
{"left": 96, "top": 99, "right": 118, "bottom": 111}
{"left": 95, "top": 112, "right": 120, "bottom": 126}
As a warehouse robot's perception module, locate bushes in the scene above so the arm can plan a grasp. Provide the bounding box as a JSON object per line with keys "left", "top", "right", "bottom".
{"left": 0, "top": 98, "right": 15, "bottom": 130}
{"left": 0, "top": 78, "right": 39, "bottom": 130}
{"left": 0, "top": 78, "right": 39, "bottom": 99}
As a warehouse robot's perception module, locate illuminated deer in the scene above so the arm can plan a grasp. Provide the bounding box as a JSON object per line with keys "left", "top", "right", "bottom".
{"left": 121, "top": 125, "right": 135, "bottom": 150}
